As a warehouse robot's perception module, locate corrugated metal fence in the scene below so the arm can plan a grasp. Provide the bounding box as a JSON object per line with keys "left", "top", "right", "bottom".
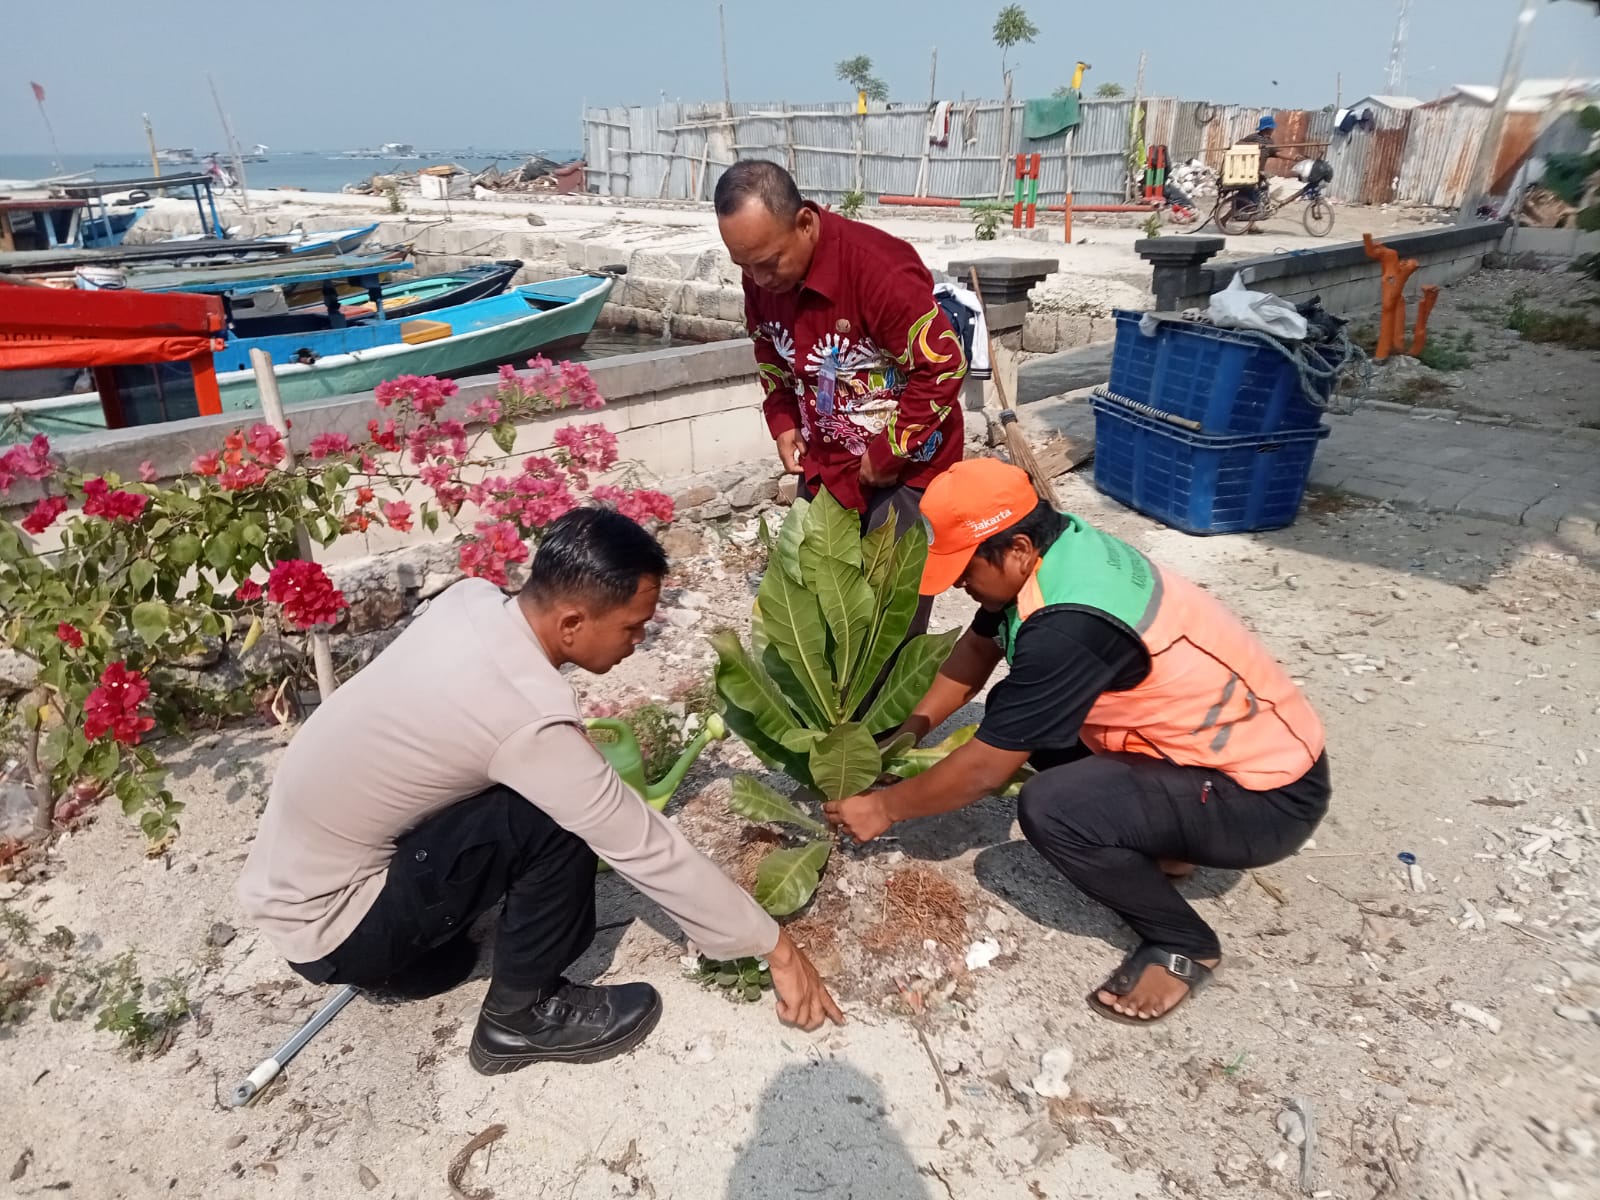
{"left": 583, "top": 96, "right": 1545, "bottom": 211}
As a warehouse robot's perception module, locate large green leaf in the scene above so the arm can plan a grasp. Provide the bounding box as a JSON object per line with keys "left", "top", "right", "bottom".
{"left": 802, "top": 554, "right": 877, "bottom": 692}
{"left": 130, "top": 600, "right": 170, "bottom": 644}
{"left": 807, "top": 721, "right": 882, "bottom": 802}
{"left": 754, "top": 840, "right": 833, "bottom": 916}
{"left": 860, "top": 516, "right": 897, "bottom": 594}
{"left": 882, "top": 724, "right": 980, "bottom": 779}
{"left": 710, "top": 629, "right": 801, "bottom": 748}
{"left": 773, "top": 497, "right": 810, "bottom": 584}
{"left": 844, "top": 520, "right": 930, "bottom": 718}
{"left": 761, "top": 642, "right": 828, "bottom": 729}
{"left": 728, "top": 775, "right": 827, "bottom": 836}
{"left": 758, "top": 563, "right": 839, "bottom": 724}
{"left": 857, "top": 627, "right": 960, "bottom": 734}
{"left": 127, "top": 559, "right": 156, "bottom": 598}
{"left": 711, "top": 632, "right": 812, "bottom": 783}
{"left": 800, "top": 487, "right": 863, "bottom": 570}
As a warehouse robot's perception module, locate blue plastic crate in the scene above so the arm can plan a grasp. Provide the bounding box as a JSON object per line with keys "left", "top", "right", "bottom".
{"left": 1108, "top": 310, "right": 1337, "bottom": 437}
{"left": 1090, "top": 393, "right": 1330, "bottom": 535}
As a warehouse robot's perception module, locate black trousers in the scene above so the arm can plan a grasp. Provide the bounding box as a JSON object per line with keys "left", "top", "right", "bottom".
{"left": 1016, "top": 748, "right": 1331, "bottom": 961}
{"left": 290, "top": 787, "right": 597, "bottom": 992}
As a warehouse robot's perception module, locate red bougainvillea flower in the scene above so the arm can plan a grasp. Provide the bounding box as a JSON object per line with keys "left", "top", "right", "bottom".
{"left": 368, "top": 418, "right": 400, "bottom": 452}
{"left": 381, "top": 500, "right": 413, "bottom": 532}
{"left": 56, "top": 622, "right": 84, "bottom": 649}
{"left": 355, "top": 485, "right": 375, "bottom": 506}
{"left": 192, "top": 451, "right": 222, "bottom": 476}
{"left": 246, "top": 422, "right": 287, "bottom": 465}
{"left": 343, "top": 511, "right": 373, "bottom": 533}
{"left": 138, "top": 461, "right": 159, "bottom": 483}
{"left": 234, "top": 580, "right": 263, "bottom": 603}
{"left": 457, "top": 520, "right": 530, "bottom": 588}
{"left": 83, "top": 661, "right": 156, "bottom": 746}
{"left": 266, "top": 559, "right": 348, "bottom": 629}
{"left": 20, "top": 495, "right": 68, "bottom": 535}
{"left": 80, "top": 477, "right": 149, "bottom": 523}
{"left": 0, "top": 435, "right": 56, "bottom": 495}
{"left": 219, "top": 461, "right": 269, "bottom": 492}
{"left": 308, "top": 432, "right": 354, "bottom": 459}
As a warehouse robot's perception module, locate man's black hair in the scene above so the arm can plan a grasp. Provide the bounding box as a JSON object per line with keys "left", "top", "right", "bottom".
{"left": 522, "top": 507, "right": 668, "bottom": 610}
{"left": 972, "top": 500, "right": 1064, "bottom": 564}
{"left": 713, "top": 159, "right": 804, "bottom": 221}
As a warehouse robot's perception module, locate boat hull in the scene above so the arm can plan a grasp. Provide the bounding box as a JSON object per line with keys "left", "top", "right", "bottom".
{"left": 4, "top": 275, "right": 612, "bottom": 434}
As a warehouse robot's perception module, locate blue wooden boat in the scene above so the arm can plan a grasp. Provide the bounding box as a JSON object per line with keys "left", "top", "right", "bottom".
{"left": 5, "top": 271, "right": 614, "bottom": 432}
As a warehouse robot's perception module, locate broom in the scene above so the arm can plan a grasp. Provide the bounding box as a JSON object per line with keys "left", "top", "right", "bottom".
{"left": 968, "top": 268, "right": 1060, "bottom": 507}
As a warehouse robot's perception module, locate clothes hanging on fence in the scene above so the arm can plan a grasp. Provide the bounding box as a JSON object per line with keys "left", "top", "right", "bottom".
{"left": 933, "top": 281, "right": 991, "bottom": 380}
{"left": 961, "top": 103, "right": 980, "bottom": 147}
{"left": 928, "top": 100, "right": 953, "bottom": 147}
{"left": 1023, "top": 95, "right": 1081, "bottom": 140}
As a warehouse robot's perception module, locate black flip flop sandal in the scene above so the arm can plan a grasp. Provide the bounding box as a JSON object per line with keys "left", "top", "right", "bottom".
{"left": 1087, "top": 943, "right": 1213, "bottom": 1025}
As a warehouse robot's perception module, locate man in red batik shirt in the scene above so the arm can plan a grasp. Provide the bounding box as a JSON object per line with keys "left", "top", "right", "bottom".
{"left": 715, "top": 161, "right": 966, "bottom": 635}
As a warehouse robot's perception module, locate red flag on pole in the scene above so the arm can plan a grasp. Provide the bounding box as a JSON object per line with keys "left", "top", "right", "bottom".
{"left": 31, "top": 82, "right": 46, "bottom": 103}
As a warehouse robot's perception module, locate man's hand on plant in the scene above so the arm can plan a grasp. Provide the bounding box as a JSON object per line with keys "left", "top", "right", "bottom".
{"left": 765, "top": 930, "right": 844, "bottom": 1030}
{"left": 822, "top": 791, "right": 893, "bottom": 843}
{"left": 857, "top": 449, "right": 900, "bottom": 489}
{"left": 775, "top": 428, "right": 806, "bottom": 475}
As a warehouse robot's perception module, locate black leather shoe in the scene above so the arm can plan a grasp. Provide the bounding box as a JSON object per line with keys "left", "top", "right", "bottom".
{"left": 468, "top": 979, "right": 662, "bottom": 1075}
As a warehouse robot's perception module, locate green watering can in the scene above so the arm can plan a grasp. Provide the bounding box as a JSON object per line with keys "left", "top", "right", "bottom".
{"left": 584, "top": 712, "right": 728, "bottom": 871}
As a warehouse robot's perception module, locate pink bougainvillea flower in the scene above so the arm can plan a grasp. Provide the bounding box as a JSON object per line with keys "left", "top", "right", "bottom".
{"left": 308, "top": 432, "right": 354, "bottom": 459}
{"left": 266, "top": 559, "right": 348, "bottom": 629}
{"left": 83, "top": 661, "right": 156, "bottom": 746}
{"left": 20, "top": 495, "right": 68, "bottom": 535}
{"left": 0, "top": 435, "right": 55, "bottom": 489}
{"left": 592, "top": 486, "right": 675, "bottom": 525}
{"left": 246, "top": 422, "right": 287, "bottom": 465}
{"left": 457, "top": 520, "right": 529, "bottom": 588}
{"left": 463, "top": 395, "right": 503, "bottom": 425}
{"left": 234, "top": 580, "right": 264, "bottom": 602}
{"left": 138, "top": 461, "right": 159, "bottom": 483}
{"left": 80, "top": 477, "right": 149, "bottom": 523}
{"left": 56, "top": 622, "right": 84, "bottom": 649}
{"left": 552, "top": 423, "right": 619, "bottom": 473}
{"left": 382, "top": 500, "right": 413, "bottom": 532}
{"left": 192, "top": 451, "right": 222, "bottom": 477}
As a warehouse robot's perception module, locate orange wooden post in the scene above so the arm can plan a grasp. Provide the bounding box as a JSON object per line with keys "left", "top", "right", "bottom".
{"left": 1390, "top": 258, "right": 1420, "bottom": 356}
{"left": 1363, "top": 234, "right": 1400, "bottom": 359}
{"left": 1024, "top": 153, "right": 1041, "bottom": 228}
{"left": 1409, "top": 284, "right": 1441, "bottom": 357}
{"left": 1012, "top": 153, "right": 1026, "bottom": 229}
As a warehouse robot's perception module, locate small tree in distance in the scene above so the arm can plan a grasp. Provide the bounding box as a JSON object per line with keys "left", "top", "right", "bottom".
{"left": 1095, "top": 82, "right": 1126, "bottom": 99}
{"left": 992, "top": 5, "right": 1039, "bottom": 86}
{"left": 835, "top": 56, "right": 888, "bottom": 103}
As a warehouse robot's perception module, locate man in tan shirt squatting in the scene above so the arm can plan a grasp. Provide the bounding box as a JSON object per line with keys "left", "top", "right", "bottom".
{"left": 239, "top": 508, "right": 841, "bottom": 1075}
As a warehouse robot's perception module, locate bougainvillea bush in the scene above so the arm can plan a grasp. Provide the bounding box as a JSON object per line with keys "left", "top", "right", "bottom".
{"left": 0, "top": 359, "right": 671, "bottom": 846}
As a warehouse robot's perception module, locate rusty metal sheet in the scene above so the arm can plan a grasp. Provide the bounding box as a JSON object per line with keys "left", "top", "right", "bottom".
{"left": 1490, "top": 112, "right": 1541, "bottom": 194}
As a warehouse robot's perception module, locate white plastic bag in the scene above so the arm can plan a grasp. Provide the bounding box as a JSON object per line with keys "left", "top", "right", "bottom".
{"left": 1207, "top": 274, "right": 1307, "bottom": 340}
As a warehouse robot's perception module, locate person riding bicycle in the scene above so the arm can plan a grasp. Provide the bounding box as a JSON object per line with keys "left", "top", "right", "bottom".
{"left": 1237, "top": 115, "right": 1281, "bottom": 234}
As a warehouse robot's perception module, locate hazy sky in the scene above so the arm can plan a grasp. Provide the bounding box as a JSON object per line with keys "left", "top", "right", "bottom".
{"left": 8, "top": 0, "right": 1598, "bottom": 152}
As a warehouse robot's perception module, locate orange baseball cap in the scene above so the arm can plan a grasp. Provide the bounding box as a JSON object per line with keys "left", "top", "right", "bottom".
{"left": 919, "top": 458, "right": 1039, "bottom": 596}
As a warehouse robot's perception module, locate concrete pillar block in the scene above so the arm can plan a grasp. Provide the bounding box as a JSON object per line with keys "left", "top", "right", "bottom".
{"left": 718, "top": 289, "right": 749, "bottom": 326}
{"left": 1021, "top": 312, "right": 1057, "bottom": 353}
{"left": 630, "top": 250, "right": 686, "bottom": 280}
{"left": 562, "top": 240, "right": 589, "bottom": 269}
{"left": 1058, "top": 315, "right": 1093, "bottom": 348}
{"left": 1087, "top": 317, "right": 1117, "bottom": 344}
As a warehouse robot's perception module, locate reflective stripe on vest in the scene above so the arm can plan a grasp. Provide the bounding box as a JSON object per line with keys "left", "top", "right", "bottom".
{"left": 1005, "top": 517, "right": 1324, "bottom": 790}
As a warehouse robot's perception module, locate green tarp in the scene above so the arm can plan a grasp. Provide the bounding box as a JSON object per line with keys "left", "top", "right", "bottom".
{"left": 1023, "top": 95, "right": 1080, "bottom": 140}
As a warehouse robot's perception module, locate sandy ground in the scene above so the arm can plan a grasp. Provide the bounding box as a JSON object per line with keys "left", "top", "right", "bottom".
{"left": 1373, "top": 267, "right": 1600, "bottom": 429}
{"left": 4, "top": 469, "right": 1599, "bottom": 1200}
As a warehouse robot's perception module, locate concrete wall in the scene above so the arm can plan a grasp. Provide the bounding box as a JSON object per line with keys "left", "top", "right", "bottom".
{"left": 1178, "top": 222, "right": 1510, "bottom": 314}
{"left": 6, "top": 341, "right": 766, "bottom": 502}
{"left": 1500, "top": 226, "right": 1600, "bottom": 262}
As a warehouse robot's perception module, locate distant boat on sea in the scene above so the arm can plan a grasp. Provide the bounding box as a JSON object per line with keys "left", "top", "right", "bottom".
{"left": 156, "top": 148, "right": 199, "bottom": 166}
{"left": 341, "top": 142, "right": 418, "bottom": 159}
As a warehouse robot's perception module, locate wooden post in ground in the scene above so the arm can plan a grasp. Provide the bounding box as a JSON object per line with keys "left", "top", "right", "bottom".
{"left": 249, "top": 349, "right": 337, "bottom": 702}
{"left": 1410, "top": 285, "right": 1441, "bottom": 356}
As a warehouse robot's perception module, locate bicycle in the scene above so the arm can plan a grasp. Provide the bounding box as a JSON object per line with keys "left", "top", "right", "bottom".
{"left": 1204, "top": 160, "right": 1336, "bottom": 238}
